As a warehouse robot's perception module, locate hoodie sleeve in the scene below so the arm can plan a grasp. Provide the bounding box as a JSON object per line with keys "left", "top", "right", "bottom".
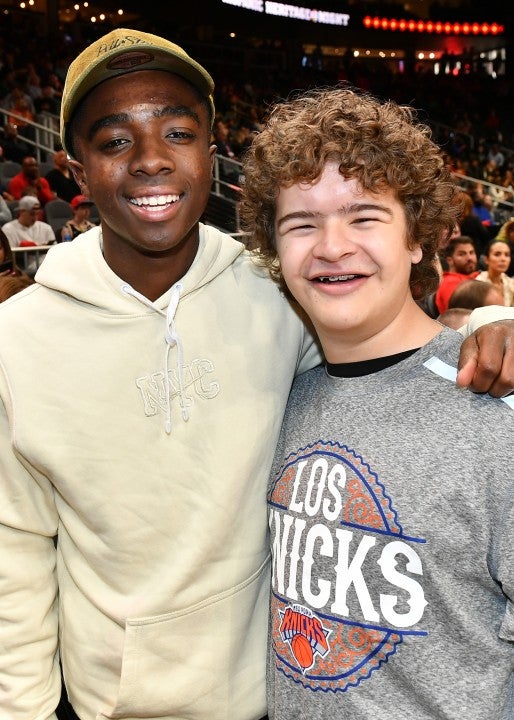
{"left": 457, "top": 305, "right": 514, "bottom": 336}
{"left": 294, "top": 306, "right": 323, "bottom": 376}
{"left": 0, "top": 388, "right": 60, "bottom": 719}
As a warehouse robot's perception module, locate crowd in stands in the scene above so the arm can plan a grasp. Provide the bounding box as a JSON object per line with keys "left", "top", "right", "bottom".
{"left": 1, "top": 16, "right": 514, "bottom": 316}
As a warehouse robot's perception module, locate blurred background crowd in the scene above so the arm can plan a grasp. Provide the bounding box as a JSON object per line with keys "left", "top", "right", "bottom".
{"left": 0, "top": 0, "right": 513, "bottom": 320}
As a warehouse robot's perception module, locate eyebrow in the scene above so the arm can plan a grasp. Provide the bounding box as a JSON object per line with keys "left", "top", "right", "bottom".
{"left": 87, "top": 105, "right": 201, "bottom": 142}
{"left": 276, "top": 202, "right": 393, "bottom": 232}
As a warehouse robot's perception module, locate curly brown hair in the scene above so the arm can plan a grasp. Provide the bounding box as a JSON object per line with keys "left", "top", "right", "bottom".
{"left": 240, "top": 85, "right": 460, "bottom": 299}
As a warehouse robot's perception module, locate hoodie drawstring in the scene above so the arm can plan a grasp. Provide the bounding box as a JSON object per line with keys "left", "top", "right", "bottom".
{"left": 121, "top": 282, "right": 189, "bottom": 434}
{"left": 164, "top": 283, "right": 189, "bottom": 429}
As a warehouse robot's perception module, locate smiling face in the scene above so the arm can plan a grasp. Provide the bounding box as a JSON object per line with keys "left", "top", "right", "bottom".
{"left": 69, "top": 70, "right": 216, "bottom": 297}
{"left": 275, "top": 161, "right": 438, "bottom": 362}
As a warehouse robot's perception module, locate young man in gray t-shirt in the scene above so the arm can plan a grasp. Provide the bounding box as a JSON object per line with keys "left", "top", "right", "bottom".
{"left": 241, "top": 86, "right": 514, "bottom": 719}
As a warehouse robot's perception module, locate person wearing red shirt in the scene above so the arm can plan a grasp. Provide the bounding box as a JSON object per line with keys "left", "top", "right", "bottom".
{"left": 435, "top": 235, "right": 479, "bottom": 313}
{"left": 8, "top": 156, "right": 55, "bottom": 208}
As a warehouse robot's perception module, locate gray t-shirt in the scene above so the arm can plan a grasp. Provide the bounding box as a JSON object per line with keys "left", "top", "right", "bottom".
{"left": 267, "top": 328, "right": 514, "bottom": 720}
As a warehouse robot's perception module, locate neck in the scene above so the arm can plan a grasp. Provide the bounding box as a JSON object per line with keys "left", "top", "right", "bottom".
{"left": 318, "top": 297, "right": 442, "bottom": 364}
{"left": 101, "top": 228, "right": 200, "bottom": 302}
{"left": 487, "top": 269, "right": 502, "bottom": 283}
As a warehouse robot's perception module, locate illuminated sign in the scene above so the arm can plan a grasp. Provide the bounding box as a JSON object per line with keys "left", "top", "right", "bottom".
{"left": 222, "top": 0, "right": 350, "bottom": 26}
{"left": 363, "top": 16, "right": 504, "bottom": 36}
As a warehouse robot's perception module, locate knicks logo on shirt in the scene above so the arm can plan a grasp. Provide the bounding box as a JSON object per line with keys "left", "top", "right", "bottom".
{"left": 279, "top": 604, "right": 331, "bottom": 673}
{"left": 268, "top": 440, "right": 428, "bottom": 693}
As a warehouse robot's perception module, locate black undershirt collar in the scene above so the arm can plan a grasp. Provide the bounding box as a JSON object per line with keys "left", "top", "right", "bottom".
{"left": 326, "top": 347, "right": 420, "bottom": 378}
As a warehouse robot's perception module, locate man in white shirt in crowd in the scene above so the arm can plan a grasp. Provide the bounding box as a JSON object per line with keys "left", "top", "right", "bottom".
{"left": 2, "top": 194, "right": 55, "bottom": 275}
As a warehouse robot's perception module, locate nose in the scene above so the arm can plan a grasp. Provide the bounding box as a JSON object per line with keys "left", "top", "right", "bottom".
{"left": 311, "top": 218, "right": 357, "bottom": 261}
{"left": 128, "top": 133, "right": 175, "bottom": 177}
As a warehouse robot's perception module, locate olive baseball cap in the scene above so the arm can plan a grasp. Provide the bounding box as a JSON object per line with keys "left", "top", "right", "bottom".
{"left": 60, "top": 28, "right": 215, "bottom": 156}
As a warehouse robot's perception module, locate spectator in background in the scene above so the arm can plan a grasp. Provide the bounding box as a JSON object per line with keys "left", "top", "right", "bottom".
{"left": 471, "top": 188, "right": 494, "bottom": 227}
{"left": 61, "top": 194, "right": 96, "bottom": 241}
{"left": 0, "top": 226, "right": 34, "bottom": 286}
{"left": 0, "top": 123, "right": 31, "bottom": 164}
{"left": 0, "top": 273, "right": 33, "bottom": 302}
{"left": 487, "top": 142, "right": 505, "bottom": 172}
{"left": 2, "top": 195, "right": 55, "bottom": 249}
{"left": 1, "top": 85, "right": 36, "bottom": 119}
{"left": 8, "top": 155, "right": 55, "bottom": 208}
{"left": 476, "top": 239, "right": 514, "bottom": 306}
{"left": 212, "top": 117, "right": 242, "bottom": 196}
{"left": 448, "top": 278, "right": 505, "bottom": 310}
{"left": 437, "top": 306, "right": 471, "bottom": 330}
{"left": 2, "top": 195, "right": 55, "bottom": 276}
{"left": 435, "top": 235, "right": 479, "bottom": 313}
{"left": 6, "top": 94, "right": 36, "bottom": 142}
{"left": 232, "top": 120, "right": 255, "bottom": 161}
{"left": 494, "top": 217, "right": 514, "bottom": 276}
{"left": 213, "top": 118, "right": 237, "bottom": 160}
{"left": 34, "top": 83, "right": 60, "bottom": 116}
{"left": 45, "top": 147, "right": 80, "bottom": 203}
{"left": 0, "top": 194, "right": 12, "bottom": 225}
{"left": 455, "top": 189, "right": 491, "bottom": 260}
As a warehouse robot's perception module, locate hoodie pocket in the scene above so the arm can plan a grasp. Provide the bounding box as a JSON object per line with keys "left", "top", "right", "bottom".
{"left": 97, "top": 557, "right": 269, "bottom": 720}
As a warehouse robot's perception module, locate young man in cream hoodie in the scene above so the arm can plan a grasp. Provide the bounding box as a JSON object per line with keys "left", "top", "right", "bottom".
{"left": 0, "top": 28, "right": 513, "bottom": 720}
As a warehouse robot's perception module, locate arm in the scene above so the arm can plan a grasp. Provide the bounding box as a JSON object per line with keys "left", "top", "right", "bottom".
{"left": 7, "top": 176, "right": 23, "bottom": 201}
{"left": 39, "top": 177, "right": 56, "bottom": 205}
{"left": 0, "top": 391, "right": 60, "bottom": 719}
{"left": 457, "top": 305, "right": 514, "bottom": 397}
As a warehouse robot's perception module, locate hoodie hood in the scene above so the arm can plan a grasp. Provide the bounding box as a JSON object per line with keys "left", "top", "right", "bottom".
{"left": 35, "top": 223, "right": 245, "bottom": 432}
{"left": 35, "top": 223, "right": 245, "bottom": 313}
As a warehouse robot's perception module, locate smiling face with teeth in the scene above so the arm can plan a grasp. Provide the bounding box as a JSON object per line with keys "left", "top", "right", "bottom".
{"left": 275, "top": 161, "right": 441, "bottom": 363}
{"left": 69, "top": 70, "right": 216, "bottom": 300}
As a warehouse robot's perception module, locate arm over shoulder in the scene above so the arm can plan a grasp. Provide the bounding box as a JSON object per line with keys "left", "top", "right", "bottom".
{"left": 458, "top": 305, "right": 514, "bottom": 336}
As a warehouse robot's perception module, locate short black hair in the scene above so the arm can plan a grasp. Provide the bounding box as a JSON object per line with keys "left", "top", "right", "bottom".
{"left": 445, "top": 235, "right": 476, "bottom": 257}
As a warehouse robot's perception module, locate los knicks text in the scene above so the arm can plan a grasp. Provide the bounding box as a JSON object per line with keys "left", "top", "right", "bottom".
{"left": 270, "top": 457, "right": 428, "bottom": 629}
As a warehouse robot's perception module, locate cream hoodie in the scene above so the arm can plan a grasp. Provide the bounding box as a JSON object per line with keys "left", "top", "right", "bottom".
{"left": 0, "top": 225, "right": 320, "bottom": 720}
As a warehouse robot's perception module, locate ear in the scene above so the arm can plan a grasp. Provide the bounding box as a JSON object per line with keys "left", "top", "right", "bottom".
{"left": 410, "top": 244, "right": 423, "bottom": 265}
{"left": 69, "top": 159, "right": 90, "bottom": 196}
{"left": 209, "top": 144, "right": 216, "bottom": 173}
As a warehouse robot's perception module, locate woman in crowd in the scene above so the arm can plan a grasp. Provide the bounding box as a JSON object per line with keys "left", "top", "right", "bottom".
{"left": 476, "top": 239, "right": 514, "bottom": 306}
{"left": 495, "top": 217, "right": 514, "bottom": 275}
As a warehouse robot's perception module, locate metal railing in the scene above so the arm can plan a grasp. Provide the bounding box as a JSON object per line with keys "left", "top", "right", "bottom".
{"left": 0, "top": 109, "right": 60, "bottom": 162}
{"left": 12, "top": 244, "right": 54, "bottom": 275}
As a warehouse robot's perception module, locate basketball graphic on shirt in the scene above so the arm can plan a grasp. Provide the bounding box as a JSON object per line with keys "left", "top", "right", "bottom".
{"left": 291, "top": 633, "right": 314, "bottom": 670}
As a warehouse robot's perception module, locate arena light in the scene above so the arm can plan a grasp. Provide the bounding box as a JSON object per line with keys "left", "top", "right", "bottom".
{"left": 362, "top": 16, "right": 504, "bottom": 36}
